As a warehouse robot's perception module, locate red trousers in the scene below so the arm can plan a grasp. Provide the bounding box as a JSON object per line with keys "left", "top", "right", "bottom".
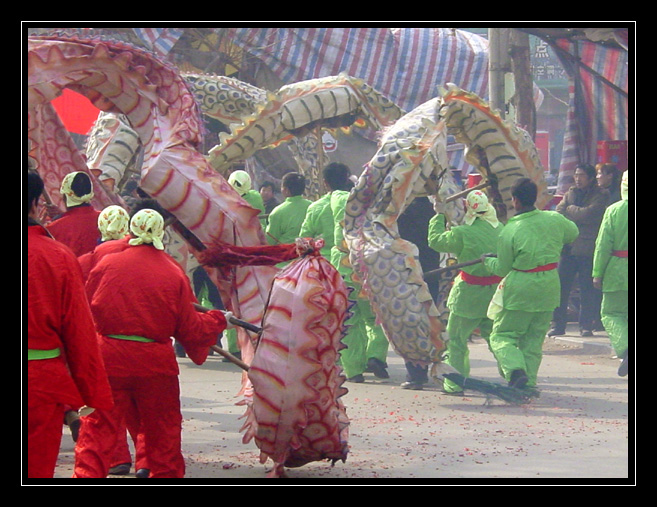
{"left": 73, "top": 375, "right": 185, "bottom": 478}
{"left": 27, "top": 400, "right": 66, "bottom": 478}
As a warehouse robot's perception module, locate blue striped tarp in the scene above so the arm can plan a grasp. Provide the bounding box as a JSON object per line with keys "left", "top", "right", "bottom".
{"left": 228, "top": 27, "right": 489, "bottom": 113}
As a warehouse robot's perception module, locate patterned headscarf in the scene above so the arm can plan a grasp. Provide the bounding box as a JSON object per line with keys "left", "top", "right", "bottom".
{"left": 98, "top": 205, "right": 130, "bottom": 241}
{"left": 464, "top": 190, "right": 500, "bottom": 228}
{"left": 621, "top": 170, "right": 628, "bottom": 201}
{"left": 129, "top": 209, "right": 165, "bottom": 250}
{"left": 228, "top": 170, "right": 252, "bottom": 196}
{"left": 60, "top": 171, "right": 94, "bottom": 207}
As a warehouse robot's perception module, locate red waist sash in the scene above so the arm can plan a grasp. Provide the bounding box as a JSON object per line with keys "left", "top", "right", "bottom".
{"left": 515, "top": 262, "right": 558, "bottom": 273}
{"left": 612, "top": 250, "right": 628, "bottom": 258}
{"left": 459, "top": 270, "right": 503, "bottom": 286}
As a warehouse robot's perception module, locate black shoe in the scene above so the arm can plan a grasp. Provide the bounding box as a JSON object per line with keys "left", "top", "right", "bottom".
{"left": 400, "top": 381, "right": 424, "bottom": 390}
{"left": 547, "top": 328, "right": 565, "bottom": 337}
{"left": 366, "top": 358, "right": 389, "bottom": 379}
{"left": 135, "top": 468, "right": 150, "bottom": 478}
{"left": 618, "top": 351, "right": 629, "bottom": 377}
{"left": 509, "top": 369, "right": 528, "bottom": 389}
{"left": 347, "top": 374, "right": 365, "bottom": 383}
{"left": 580, "top": 329, "right": 593, "bottom": 337}
{"left": 108, "top": 463, "right": 131, "bottom": 475}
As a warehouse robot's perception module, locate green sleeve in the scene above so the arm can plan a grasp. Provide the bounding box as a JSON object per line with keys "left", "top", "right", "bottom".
{"left": 427, "top": 213, "right": 463, "bottom": 255}
{"left": 592, "top": 207, "right": 614, "bottom": 279}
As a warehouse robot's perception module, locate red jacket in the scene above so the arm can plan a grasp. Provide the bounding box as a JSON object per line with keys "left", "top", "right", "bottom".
{"left": 85, "top": 244, "right": 227, "bottom": 376}
{"left": 27, "top": 225, "right": 114, "bottom": 411}
{"left": 78, "top": 236, "right": 131, "bottom": 281}
{"left": 46, "top": 205, "right": 101, "bottom": 256}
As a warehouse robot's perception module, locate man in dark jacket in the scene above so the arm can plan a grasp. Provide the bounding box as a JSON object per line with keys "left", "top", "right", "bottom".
{"left": 549, "top": 164, "right": 609, "bottom": 337}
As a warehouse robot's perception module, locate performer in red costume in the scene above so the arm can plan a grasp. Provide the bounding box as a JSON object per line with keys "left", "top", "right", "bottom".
{"left": 46, "top": 171, "right": 102, "bottom": 256}
{"left": 78, "top": 205, "right": 131, "bottom": 280}
{"left": 27, "top": 171, "right": 114, "bottom": 479}
{"left": 73, "top": 208, "right": 230, "bottom": 479}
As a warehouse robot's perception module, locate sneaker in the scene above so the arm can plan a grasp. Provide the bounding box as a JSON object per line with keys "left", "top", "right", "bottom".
{"left": 366, "top": 358, "right": 389, "bottom": 379}
{"left": 135, "top": 468, "right": 150, "bottom": 478}
{"left": 547, "top": 328, "right": 565, "bottom": 337}
{"left": 400, "top": 381, "right": 424, "bottom": 390}
{"left": 509, "top": 369, "right": 529, "bottom": 389}
{"left": 109, "top": 463, "right": 131, "bottom": 475}
{"left": 347, "top": 374, "right": 365, "bottom": 383}
{"left": 618, "top": 351, "right": 629, "bottom": 377}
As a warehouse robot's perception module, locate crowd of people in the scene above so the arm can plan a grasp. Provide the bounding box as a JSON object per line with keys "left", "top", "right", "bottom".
{"left": 27, "top": 160, "right": 629, "bottom": 479}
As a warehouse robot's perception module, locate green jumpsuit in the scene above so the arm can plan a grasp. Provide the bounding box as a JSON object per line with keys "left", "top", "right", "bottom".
{"left": 299, "top": 193, "right": 334, "bottom": 258}
{"left": 484, "top": 209, "right": 579, "bottom": 387}
{"left": 330, "top": 190, "right": 389, "bottom": 379}
{"left": 428, "top": 214, "right": 503, "bottom": 393}
{"left": 265, "top": 195, "right": 312, "bottom": 246}
{"left": 592, "top": 195, "right": 629, "bottom": 358}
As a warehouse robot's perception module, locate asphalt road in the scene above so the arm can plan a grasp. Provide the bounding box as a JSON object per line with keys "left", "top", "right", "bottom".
{"left": 50, "top": 323, "right": 632, "bottom": 485}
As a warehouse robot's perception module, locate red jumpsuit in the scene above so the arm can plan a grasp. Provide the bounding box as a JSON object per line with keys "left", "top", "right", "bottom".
{"left": 27, "top": 225, "right": 114, "bottom": 478}
{"left": 73, "top": 244, "right": 227, "bottom": 478}
{"left": 78, "top": 235, "right": 146, "bottom": 472}
{"left": 46, "top": 205, "right": 101, "bottom": 256}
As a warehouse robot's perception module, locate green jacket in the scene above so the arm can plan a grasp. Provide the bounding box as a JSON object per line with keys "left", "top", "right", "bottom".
{"left": 484, "top": 209, "right": 579, "bottom": 312}
{"left": 265, "top": 195, "right": 312, "bottom": 245}
{"left": 241, "top": 189, "right": 266, "bottom": 229}
{"left": 592, "top": 199, "right": 628, "bottom": 292}
{"left": 329, "top": 190, "right": 351, "bottom": 276}
{"left": 428, "top": 214, "right": 503, "bottom": 318}
{"left": 299, "top": 193, "right": 334, "bottom": 257}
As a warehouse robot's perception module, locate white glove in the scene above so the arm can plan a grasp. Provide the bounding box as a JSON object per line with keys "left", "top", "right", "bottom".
{"left": 222, "top": 311, "right": 236, "bottom": 329}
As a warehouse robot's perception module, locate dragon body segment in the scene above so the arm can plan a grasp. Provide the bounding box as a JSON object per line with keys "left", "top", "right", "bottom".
{"left": 240, "top": 240, "right": 350, "bottom": 477}
{"left": 27, "top": 35, "right": 275, "bottom": 349}
{"left": 439, "top": 84, "right": 551, "bottom": 218}
{"left": 342, "top": 98, "right": 463, "bottom": 367}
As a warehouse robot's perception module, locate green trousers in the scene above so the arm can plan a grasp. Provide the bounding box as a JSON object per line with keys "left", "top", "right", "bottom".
{"left": 340, "top": 297, "right": 389, "bottom": 378}
{"left": 488, "top": 309, "right": 552, "bottom": 387}
{"left": 601, "top": 290, "right": 628, "bottom": 358}
{"left": 443, "top": 314, "right": 494, "bottom": 393}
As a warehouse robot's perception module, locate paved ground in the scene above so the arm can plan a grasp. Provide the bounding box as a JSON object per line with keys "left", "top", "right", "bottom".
{"left": 50, "top": 323, "right": 632, "bottom": 484}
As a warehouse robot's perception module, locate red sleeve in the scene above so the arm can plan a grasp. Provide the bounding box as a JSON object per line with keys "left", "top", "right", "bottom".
{"left": 173, "top": 282, "right": 228, "bottom": 365}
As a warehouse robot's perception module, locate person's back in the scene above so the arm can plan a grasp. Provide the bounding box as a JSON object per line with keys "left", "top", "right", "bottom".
{"left": 299, "top": 193, "right": 334, "bottom": 257}
{"left": 266, "top": 172, "right": 311, "bottom": 245}
{"left": 490, "top": 208, "right": 578, "bottom": 311}
{"left": 46, "top": 171, "right": 101, "bottom": 256}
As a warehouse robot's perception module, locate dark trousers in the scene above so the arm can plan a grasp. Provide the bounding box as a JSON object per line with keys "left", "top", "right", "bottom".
{"left": 552, "top": 254, "right": 602, "bottom": 332}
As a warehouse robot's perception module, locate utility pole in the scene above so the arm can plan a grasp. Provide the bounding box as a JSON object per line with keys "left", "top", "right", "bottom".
{"left": 509, "top": 29, "right": 537, "bottom": 138}
{"left": 488, "top": 28, "right": 510, "bottom": 119}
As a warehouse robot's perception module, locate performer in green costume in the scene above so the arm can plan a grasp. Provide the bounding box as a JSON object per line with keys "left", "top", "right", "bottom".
{"left": 266, "top": 172, "right": 312, "bottom": 246}
{"left": 329, "top": 170, "right": 389, "bottom": 382}
{"left": 299, "top": 163, "right": 350, "bottom": 258}
{"left": 593, "top": 170, "right": 629, "bottom": 376}
{"left": 427, "top": 190, "right": 503, "bottom": 394}
{"left": 484, "top": 178, "right": 579, "bottom": 389}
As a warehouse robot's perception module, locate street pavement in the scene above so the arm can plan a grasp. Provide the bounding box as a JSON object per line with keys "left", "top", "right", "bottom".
{"left": 51, "top": 323, "right": 632, "bottom": 484}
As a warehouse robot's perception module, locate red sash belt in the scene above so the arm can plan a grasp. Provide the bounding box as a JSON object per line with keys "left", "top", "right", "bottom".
{"left": 459, "top": 270, "right": 503, "bottom": 286}
{"left": 612, "top": 250, "right": 628, "bottom": 258}
{"left": 516, "top": 262, "right": 558, "bottom": 273}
